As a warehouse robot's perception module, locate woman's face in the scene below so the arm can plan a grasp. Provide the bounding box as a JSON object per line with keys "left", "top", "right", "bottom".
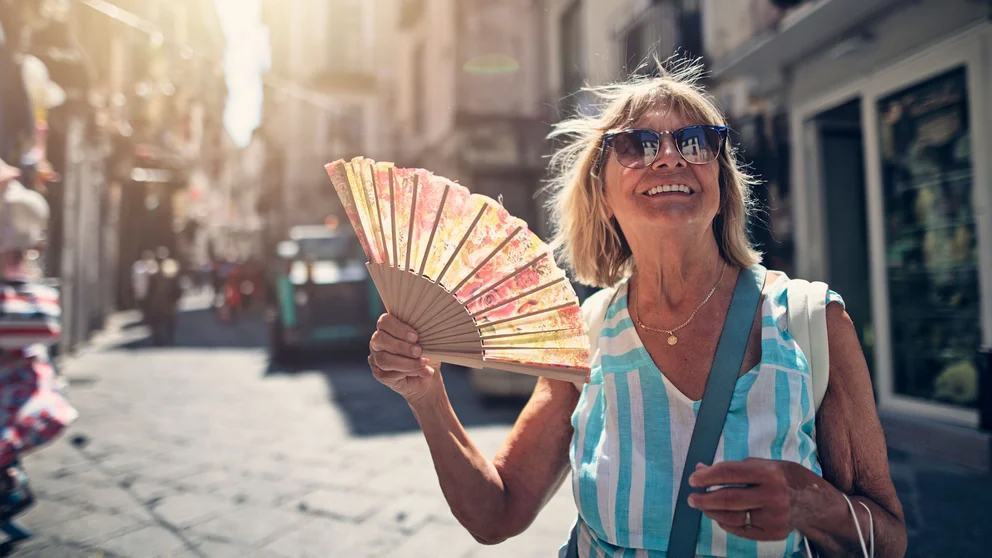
{"left": 601, "top": 109, "right": 722, "bottom": 238}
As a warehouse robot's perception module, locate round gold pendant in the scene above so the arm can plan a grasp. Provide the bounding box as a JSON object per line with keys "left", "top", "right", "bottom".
{"left": 667, "top": 335, "right": 678, "bottom": 346}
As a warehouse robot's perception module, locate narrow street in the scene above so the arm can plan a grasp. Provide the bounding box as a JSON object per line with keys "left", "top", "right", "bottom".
{"left": 11, "top": 296, "right": 574, "bottom": 557}
{"left": 7, "top": 295, "right": 990, "bottom": 557}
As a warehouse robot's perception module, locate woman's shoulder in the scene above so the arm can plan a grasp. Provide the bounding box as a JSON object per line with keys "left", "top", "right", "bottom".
{"left": 580, "top": 285, "right": 621, "bottom": 325}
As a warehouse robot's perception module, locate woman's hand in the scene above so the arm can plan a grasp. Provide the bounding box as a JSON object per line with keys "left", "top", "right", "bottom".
{"left": 368, "top": 313, "right": 442, "bottom": 405}
{"left": 686, "top": 458, "right": 822, "bottom": 542}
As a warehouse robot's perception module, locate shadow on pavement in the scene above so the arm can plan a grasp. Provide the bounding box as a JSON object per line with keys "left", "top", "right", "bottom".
{"left": 107, "top": 296, "right": 528, "bottom": 436}
{"left": 266, "top": 350, "right": 528, "bottom": 436}
{"left": 119, "top": 305, "right": 270, "bottom": 350}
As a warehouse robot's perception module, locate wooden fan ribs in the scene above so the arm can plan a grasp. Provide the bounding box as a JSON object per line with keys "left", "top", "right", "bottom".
{"left": 387, "top": 168, "right": 398, "bottom": 267}
{"left": 479, "top": 327, "right": 581, "bottom": 342}
{"left": 451, "top": 226, "right": 522, "bottom": 295}
{"left": 462, "top": 252, "right": 549, "bottom": 308}
{"left": 326, "top": 156, "right": 589, "bottom": 383}
{"left": 365, "top": 162, "right": 392, "bottom": 302}
{"left": 471, "top": 277, "right": 567, "bottom": 319}
{"left": 436, "top": 204, "right": 488, "bottom": 286}
{"left": 404, "top": 172, "right": 418, "bottom": 271}
{"left": 404, "top": 182, "right": 449, "bottom": 329}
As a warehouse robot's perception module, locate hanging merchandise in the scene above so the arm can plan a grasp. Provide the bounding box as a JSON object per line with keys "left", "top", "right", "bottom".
{"left": 0, "top": 23, "right": 35, "bottom": 174}
{"left": 19, "top": 55, "right": 66, "bottom": 187}
{"left": 0, "top": 156, "right": 56, "bottom": 335}
{"left": 0, "top": 180, "right": 49, "bottom": 267}
{"left": 0, "top": 161, "right": 49, "bottom": 258}
{"left": 0, "top": 156, "right": 76, "bottom": 543}
{"left": 0, "top": 159, "right": 17, "bottom": 186}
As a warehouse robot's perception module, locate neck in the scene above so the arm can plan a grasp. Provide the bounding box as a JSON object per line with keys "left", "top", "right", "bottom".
{"left": 628, "top": 229, "right": 726, "bottom": 311}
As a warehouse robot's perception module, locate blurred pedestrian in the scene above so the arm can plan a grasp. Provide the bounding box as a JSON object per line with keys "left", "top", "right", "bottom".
{"left": 131, "top": 250, "right": 156, "bottom": 321}
{"left": 146, "top": 247, "right": 182, "bottom": 346}
{"left": 219, "top": 258, "right": 245, "bottom": 323}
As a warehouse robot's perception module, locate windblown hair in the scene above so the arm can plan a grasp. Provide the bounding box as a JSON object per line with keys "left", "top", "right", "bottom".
{"left": 545, "top": 58, "right": 761, "bottom": 288}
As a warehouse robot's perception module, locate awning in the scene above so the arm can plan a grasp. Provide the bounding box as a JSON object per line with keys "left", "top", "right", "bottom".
{"left": 710, "top": 0, "right": 911, "bottom": 80}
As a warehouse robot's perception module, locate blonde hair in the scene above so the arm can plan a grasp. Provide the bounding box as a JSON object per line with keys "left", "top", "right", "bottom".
{"left": 546, "top": 58, "right": 762, "bottom": 288}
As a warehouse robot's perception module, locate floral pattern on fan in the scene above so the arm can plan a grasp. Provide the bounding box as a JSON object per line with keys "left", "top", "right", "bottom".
{"left": 325, "top": 156, "right": 591, "bottom": 380}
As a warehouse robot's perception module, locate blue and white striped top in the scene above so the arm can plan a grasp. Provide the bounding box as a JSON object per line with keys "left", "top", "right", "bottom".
{"left": 566, "top": 272, "right": 844, "bottom": 558}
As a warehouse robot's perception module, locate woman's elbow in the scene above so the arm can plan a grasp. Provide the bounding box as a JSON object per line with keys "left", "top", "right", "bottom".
{"left": 463, "top": 515, "right": 527, "bottom": 545}
{"left": 888, "top": 517, "right": 909, "bottom": 558}
{"left": 470, "top": 530, "right": 508, "bottom": 546}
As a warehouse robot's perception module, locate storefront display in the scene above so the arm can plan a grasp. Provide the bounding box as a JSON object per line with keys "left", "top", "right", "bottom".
{"left": 877, "top": 66, "right": 980, "bottom": 408}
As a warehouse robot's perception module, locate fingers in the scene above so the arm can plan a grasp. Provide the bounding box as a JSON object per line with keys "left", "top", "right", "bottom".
{"left": 688, "top": 487, "right": 762, "bottom": 512}
{"left": 369, "top": 356, "right": 432, "bottom": 382}
{"left": 689, "top": 458, "right": 769, "bottom": 489}
{"left": 700, "top": 509, "right": 791, "bottom": 542}
{"left": 370, "top": 314, "right": 423, "bottom": 372}
{"left": 369, "top": 349, "right": 428, "bottom": 374}
{"left": 370, "top": 327, "right": 422, "bottom": 358}
{"left": 369, "top": 314, "right": 440, "bottom": 389}
{"left": 376, "top": 313, "right": 419, "bottom": 344}
{"left": 701, "top": 509, "right": 749, "bottom": 528}
{"left": 718, "top": 523, "right": 790, "bottom": 542}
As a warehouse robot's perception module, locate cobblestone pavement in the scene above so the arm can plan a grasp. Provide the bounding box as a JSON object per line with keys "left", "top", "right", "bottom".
{"left": 5, "top": 300, "right": 990, "bottom": 557}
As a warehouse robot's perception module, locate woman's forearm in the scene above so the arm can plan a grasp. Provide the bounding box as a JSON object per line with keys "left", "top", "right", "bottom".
{"left": 797, "top": 482, "right": 907, "bottom": 557}
{"left": 408, "top": 376, "right": 511, "bottom": 544}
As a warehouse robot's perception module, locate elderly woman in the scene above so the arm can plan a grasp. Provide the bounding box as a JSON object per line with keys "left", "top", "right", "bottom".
{"left": 367, "top": 63, "right": 906, "bottom": 557}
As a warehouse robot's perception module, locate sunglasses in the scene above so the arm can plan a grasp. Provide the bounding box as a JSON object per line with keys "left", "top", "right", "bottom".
{"left": 601, "top": 125, "right": 729, "bottom": 168}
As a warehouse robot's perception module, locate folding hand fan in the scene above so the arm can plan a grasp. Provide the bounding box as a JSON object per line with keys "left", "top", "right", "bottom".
{"left": 325, "top": 157, "right": 590, "bottom": 384}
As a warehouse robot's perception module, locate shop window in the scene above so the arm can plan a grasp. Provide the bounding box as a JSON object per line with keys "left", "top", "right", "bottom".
{"left": 877, "top": 66, "right": 980, "bottom": 409}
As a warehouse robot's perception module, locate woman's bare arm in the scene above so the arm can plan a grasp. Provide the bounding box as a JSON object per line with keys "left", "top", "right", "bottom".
{"left": 805, "top": 303, "right": 907, "bottom": 556}
{"left": 408, "top": 374, "right": 579, "bottom": 544}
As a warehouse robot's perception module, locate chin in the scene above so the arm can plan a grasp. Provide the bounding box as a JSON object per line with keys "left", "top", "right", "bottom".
{"left": 644, "top": 204, "right": 705, "bottom": 226}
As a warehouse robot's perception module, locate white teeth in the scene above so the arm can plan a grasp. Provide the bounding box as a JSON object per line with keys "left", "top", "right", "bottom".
{"left": 646, "top": 184, "right": 692, "bottom": 195}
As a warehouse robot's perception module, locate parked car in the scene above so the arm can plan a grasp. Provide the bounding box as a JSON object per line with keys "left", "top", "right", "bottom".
{"left": 266, "top": 225, "right": 382, "bottom": 360}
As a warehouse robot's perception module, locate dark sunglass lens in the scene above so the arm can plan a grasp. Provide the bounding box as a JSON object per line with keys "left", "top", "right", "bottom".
{"left": 613, "top": 131, "right": 658, "bottom": 168}
{"left": 675, "top": 126, "right": 721, "bottom": 164}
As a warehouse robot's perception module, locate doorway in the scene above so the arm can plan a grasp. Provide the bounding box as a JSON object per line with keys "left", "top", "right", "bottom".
{"left": 813, "top": 100, "right": 874, "bottom": 373}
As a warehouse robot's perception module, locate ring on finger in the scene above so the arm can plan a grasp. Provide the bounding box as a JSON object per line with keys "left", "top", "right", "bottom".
{"left": 743, "top": 510, "right": 752, "bottom": 529}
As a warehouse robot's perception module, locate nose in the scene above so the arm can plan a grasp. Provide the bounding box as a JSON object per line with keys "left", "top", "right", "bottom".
{"left": 651, "top": 134, "right": 686, "bottom": 170}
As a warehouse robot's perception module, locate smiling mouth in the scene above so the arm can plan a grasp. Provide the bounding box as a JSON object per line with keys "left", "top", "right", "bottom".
{"left": 644, "top": 184, "right": 694, "bottom": 196}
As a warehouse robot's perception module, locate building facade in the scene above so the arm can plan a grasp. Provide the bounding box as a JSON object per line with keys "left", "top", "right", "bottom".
{"left": 2, "top": 0, "right": 229, "bottom": 350}
{"left": 392, "top": 0, "right": 551, "bottom": 235}
{"left": 707, "top": 0, "right": 992, "bottom": 434}
{"left": 260, "top": 0, "right": 397, "bottom": 253}
{"left": 541, "top": 0, "right": 991, "bottom": 450}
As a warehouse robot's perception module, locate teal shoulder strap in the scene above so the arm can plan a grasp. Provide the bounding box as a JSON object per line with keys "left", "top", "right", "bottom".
{"left": 667, "top": 265, "right": 766, "bottom": 557}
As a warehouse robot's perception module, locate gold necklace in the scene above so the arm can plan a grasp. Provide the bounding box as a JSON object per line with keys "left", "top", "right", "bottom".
{"left": 633, "top": 262, "right": 728, "bottom": 346}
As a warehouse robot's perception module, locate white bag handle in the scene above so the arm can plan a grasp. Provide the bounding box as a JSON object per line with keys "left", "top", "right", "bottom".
{"left": 577, "top": 286, "right": 617, "bottom": 386}
{"left": 787, "top": 279, "right": 830, "bottom": 411}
